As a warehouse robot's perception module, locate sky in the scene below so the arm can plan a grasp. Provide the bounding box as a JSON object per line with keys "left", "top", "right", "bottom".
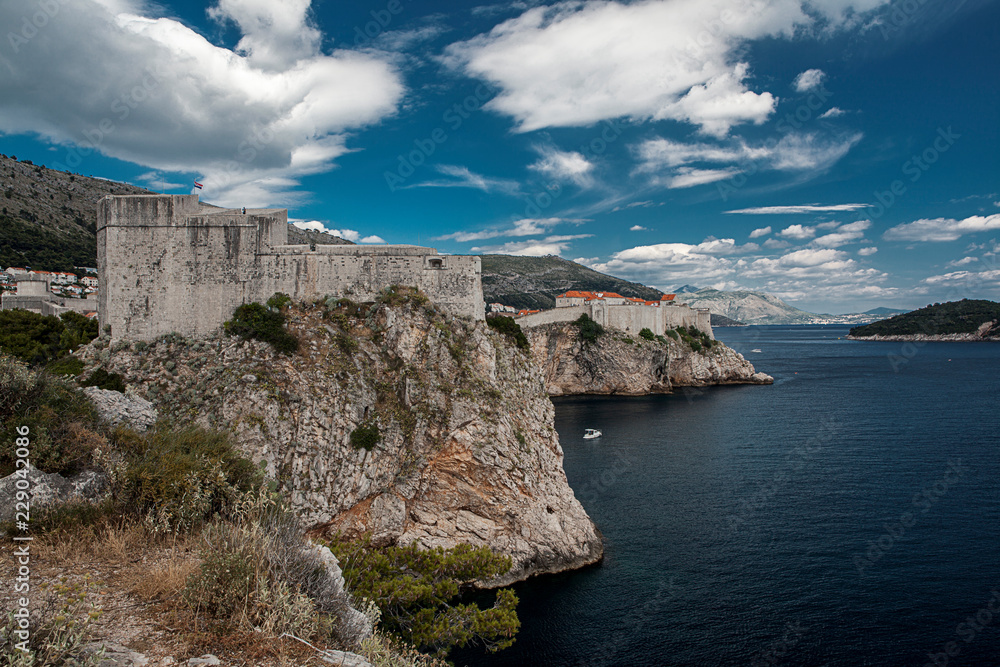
{"left": 1, "top": 0, "right": 998, "bottom": 313}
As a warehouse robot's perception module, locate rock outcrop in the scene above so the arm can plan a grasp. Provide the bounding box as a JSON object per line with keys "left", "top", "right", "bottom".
{"left": 0, "top": 464, "right": 108, "bottom": 522}
{"left": 525, "top": 323, "right": 772, "bottom": 396}
{"left": 82, "top": 386, "right": 158, "bottom": 431}
{"left": 78, "top": 298, "right": 603, "bottom": 586}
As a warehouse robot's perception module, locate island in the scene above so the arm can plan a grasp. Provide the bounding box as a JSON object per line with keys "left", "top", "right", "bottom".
{"left": 847, "top": 299, "right": 1000, "bottom": 341}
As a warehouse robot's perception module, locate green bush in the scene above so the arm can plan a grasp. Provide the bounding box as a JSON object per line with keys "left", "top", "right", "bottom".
{"left": 329, "top": 539, "right": 519, "bottom": 657}
{"left": 350, "top": 424, "right": 381, "bottom": 451}
{"left": 664, "top": 329, "right": 679, "bottom": 341}
{"left": 266, "top": 292, "right": 292, "bottom": 310}
{"left": 486, "top": 316, "right": 529, "bottom": 352}
{"left": 116, "top": 425, "right": 263, "bottom": 532}
{"left": 572, "top": 314, "right": 604, "bottom": 343}
{"left": 79, "top": 368, "right": 126, "bottom": 392}
{"left": 46, "top": 356, "right": 85, "bottom": 376}
{"left": 224, "top": 302, "right": 299, "bottom": 354}
{"left": 376, "top": 285, "right": 429, "bottom": 308}
{"left": 0, "top": 310, "right": 98, "bottom": 366}
{"left": 638, "top": 328, "right": 655, "bottom": 341}
{"left": 0, "top": 356, "right": 103, "bottom": 476}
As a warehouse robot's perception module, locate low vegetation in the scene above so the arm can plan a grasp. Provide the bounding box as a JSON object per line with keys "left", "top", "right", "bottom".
{"left": 0, "top": 310, "right": 98, "bottom": 366}
{"left": 349, "top": 423, "right": 381, "bottom": 451}
{"left": 573, "top": 314, "right": 604, "bottom": 343}
{"left": 486, "top": 315, "right": 530, "bottom": 352}
{"left": 224, "top": 294, "right": 299, "bottom": 354}
{"left": 329, "top": 539, "right": 520, "bottom": 658}
{"left": 849, "top": 299, "right": 1000, "bottom": 337}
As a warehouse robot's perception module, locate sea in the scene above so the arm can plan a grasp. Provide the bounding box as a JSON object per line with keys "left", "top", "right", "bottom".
{"left": 454, "top": 325, "right": 1000, "bottom": 666}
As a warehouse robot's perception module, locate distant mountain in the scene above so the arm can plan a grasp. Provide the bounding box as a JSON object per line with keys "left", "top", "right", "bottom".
{"left": 710, "top": 314, "right": 746, "bottom": 327}
{"left": 0, "top": 154, "right": 350, "bottom": 272}
{"left": 674, "top": 287, "right": 823, "bottom": 325}
{"left": 672, "top": 284, "right": 701, "bottom": 294}
{"left": 849, "top": 300, "right": 1000, "bottom": 338}
{"left": 481, "top": 255, "right": 664, "bottom": 310}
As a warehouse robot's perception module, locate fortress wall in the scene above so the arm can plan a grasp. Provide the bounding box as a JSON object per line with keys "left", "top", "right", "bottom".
{"left": 98, "top": 195, "right": 484, "bottom": 340}
{"left": 516, "top": 305, "right": 591, "bottom": 328}
{"left": 606, "top": 305, "right": 663, "bottom": 335}
{"left": 517, "top": 302, "right": 714, "bottom": 339}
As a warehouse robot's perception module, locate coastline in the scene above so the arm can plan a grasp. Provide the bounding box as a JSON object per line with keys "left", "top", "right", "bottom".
{"left": 847, "top": 333, "right": 1000, "bottom": 342}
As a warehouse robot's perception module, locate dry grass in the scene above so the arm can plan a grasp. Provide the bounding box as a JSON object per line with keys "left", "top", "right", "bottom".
{"left": 131, "top": 556, "right": 200, "bottom": 603}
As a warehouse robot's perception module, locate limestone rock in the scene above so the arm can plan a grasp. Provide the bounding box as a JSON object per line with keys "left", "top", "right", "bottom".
{"left": 78, "top": 642, "right": 149, "bottom": 667}
{"left": 304, "top": 543, "right": 373, "bottom": 640}
{"left": 525, "top": 323, "right": 772, "bottom": 396}
{"left": 83, "top": 386, "right": 157, "bottom": 431}
{"left": 82, "top": 301, "right": 603, "bottom": 586}
{"left": 0, "top": 464, "right": 107, "bottom": 522}
{"left": 186, "top": 656, "right": 220, "bottom": 666}
{"left": 318, "top": 649, "right": 373, "bottom": 666}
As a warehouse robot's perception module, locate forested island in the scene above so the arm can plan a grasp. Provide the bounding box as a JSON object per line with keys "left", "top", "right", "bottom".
{"left": 848, "top": 299, "right": 1000, "bottom": 341}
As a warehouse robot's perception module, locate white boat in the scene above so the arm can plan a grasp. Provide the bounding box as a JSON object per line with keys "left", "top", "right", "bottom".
{"left": 583, "top": 429, "right": 602, "bottom": 439}
{"left": 751, "top": 348, "right": 762, "bottom": 353}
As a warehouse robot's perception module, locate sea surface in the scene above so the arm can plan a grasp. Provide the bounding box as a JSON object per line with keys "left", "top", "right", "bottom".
{"left": 454, "top": 325, "right": 1000, "bottom": 666}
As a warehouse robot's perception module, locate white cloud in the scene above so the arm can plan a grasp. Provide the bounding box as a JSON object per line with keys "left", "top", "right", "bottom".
{"left": 764, "top": 238, "right": 791, "bottom": 249}
{"left": 946, "top": 256, "right": 978, "bottom": 267}
{"left": 292, "top": 220, "right": 328, "bottom": 233}
{"left": 472, "top": 234, "right": 592, "bottom": 256}
{"left": 529, "top": 146, "right": 594, "bottom": 187}
{"left": 436, "top": 217, "right": 581, "bottom": 242}
{"left": 858, "top": 246, "right": 878, "bottom": 256}
{"left": 811, "top": 219, "right": 871, "bottom": 247}
{"left": 883, "top": 215, "right": 1000, "bottom": 242}
{"left": 290, "top": 222, "right": 385, "bottom": 243}
{"left": 630, "top": 225, "right": 647, "bottom": 231}
{"left": 360, "top": 235, "right": 387, "bottom": 244}
{"left": 793, "top": 68, "right": 826, "bottom": 92}
{"left": 0, "top": 0, "right": 404, "bottom": 208}
{"left": 749, "top": 226, "right": 772, "bottom": 238}
{"left": 612, "top": 200, "right": 656, "bottom": 212}
{"left": 923, "top": 269, "right": 1000, "bottom": 286}
{"left": 818, "top": 107, "right": 847, "bottom": 119}
{"left": 726, "top": 203, "right": 869, "bottom": 214}
{"left": 779, "top": 224, "right": 816, "bottom": 240}
{"left": 635, "top": 132, "right": 862, "bottom": 187}
{"left": 409, "top": 165, "right": 521, "bottom": 195}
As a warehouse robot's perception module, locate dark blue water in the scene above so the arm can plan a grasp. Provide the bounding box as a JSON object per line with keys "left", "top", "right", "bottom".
{"left": 455, "top": 326, "right": 1000, "bottom": 666}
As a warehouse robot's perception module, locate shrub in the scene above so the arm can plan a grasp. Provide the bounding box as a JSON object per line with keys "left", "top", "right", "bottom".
{"left": 266, "top": 292, "right": 292, "bottom": 310}
{"left": 184, "top": 496, "right": 364, "bottom": 644}
{"left": 46, "top": 356, "right": 84, "bottom": 376}
{"left": 350, "top": 424, "right": 381, "bottom": 451}
{"left": 0, "top": 311, "right": 99, "bottom": 367}
{"left": 329, "top": 539, "right": 519, "bottom": 657}
{"left": 0, "top": 356, "right": 102, "bottom": 476}
{"left": 664, "top": 329, "right": 679, "bottom": 341}
{"left": 224, "top": 302, "right": 299, "bottom": 354}
{"left": 79, "top": 368, "right": 126, "bottom": 392}
{"left": 376, "top": 285, "right": 429, "bottom": 308}
{"left": 638, "top": 328, "right": 656, "bottom": 341}
{"left": 572, "top": 314, "right": 604, "bottom": 344}
{"left": 116, "top": 425, "right": 263, "bottom": 532}
{"left": 486, "top": 316, "right": 529, "bottom": 352}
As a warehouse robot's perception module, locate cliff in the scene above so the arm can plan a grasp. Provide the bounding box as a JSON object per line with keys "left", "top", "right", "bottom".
{"left": 525, "top": 323, "right": 772, "bottom": 396}
{"left": 76, "top": 296, "right": 603, "bottom": 586}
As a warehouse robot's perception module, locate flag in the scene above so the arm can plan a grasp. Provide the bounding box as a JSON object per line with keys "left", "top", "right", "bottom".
{"left": 193, "top": 181, "right": 203, "bottom": 190}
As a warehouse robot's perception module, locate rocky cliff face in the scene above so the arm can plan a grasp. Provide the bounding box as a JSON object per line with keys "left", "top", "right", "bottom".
{"left": 77, "top": 297, "right": 602, "bottom": 586}
{"left": 525, "top": 323, "right": 772, "bottom": 396}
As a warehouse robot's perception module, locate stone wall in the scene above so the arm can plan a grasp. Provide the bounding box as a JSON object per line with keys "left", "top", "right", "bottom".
{"left": 98, "top": 195, "right": 485, "bottom": 340}
{"left": 517, "top": 301, "right": 714, "bottom": 338}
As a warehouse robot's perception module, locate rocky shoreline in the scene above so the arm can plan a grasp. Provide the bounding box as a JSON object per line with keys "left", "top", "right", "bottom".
{"left": 847, "top": 333, "right": 999, "bottom": 342}
{"left": 525, "top": 323, "right": 773, "bottom": 396}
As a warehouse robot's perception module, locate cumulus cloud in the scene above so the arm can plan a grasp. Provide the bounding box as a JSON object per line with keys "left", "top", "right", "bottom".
{"left": 811, "top": 220, "right": 871, "bottom": 247}
{"left": 472, "top": 234, "right": 592, "bottom": 256}
{"left": 946, "top": 256, "right": 978, "bottom": 267}
{"left": 779, "top": 224, "right": 816, "bottom": 240}
{"left": 858, "top": 246, "right": 878, "bottom": 256}
{"left": 749, "top": 226, "right": 772, "bottom": 238}
{"left": 726, "top": 203, "right": 869, "bottom": 214}
{"left": 793, "top": 68, "right": 826, "bottom": 92}
{"left": 923, "top": 269, "right": 1000, "bottom": 287}
{"left": 630, "top": 225, "right": 647, "bottom": 231}
{"left": 529, "top": 146, "right": 594, "bottom": 187}
{"left": 290, "top": 221, "right": 385, "bottom": 244}
{"left": 883, "top": 215, "right": 1000, "bottom": 242}
{"left": 818, "top": 107, "right": 847, "bottom": 119}
{"left": 409, "top": 165, "right": 521, "bottom": 195}
{"left": 444, "top": 1, "right": 889, "bottom": 135}
{"left": 0, "top": 0, "right": 404, "bottom": 207}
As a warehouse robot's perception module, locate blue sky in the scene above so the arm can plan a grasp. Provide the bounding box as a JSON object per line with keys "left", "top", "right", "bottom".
{"left": 1, "top": 0, "right": 997, "bottom": 313}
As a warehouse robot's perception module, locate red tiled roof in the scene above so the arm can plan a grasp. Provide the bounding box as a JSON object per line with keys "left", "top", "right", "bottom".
{"left": 661, "top": 294, "right": 676, "bottom": 301}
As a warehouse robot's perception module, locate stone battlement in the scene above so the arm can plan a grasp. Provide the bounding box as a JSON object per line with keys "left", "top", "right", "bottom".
{"left": 98, "top": 195, "right": 484, "bottom": 340}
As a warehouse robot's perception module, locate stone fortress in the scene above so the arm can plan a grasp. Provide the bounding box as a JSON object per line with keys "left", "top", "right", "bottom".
{"left": 1, "top": 274, "right": 98, "bottom": 317}
{"left": 98, "top": 194, "right": 484, "bottom": 340}
{"left": 515, "top": 290, "right": 714, "bottom": 338}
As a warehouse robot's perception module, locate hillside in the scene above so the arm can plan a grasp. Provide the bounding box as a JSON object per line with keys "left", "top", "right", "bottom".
{"left": 675, "top": 287, "right": 823, "bottom": 325}
{"left": 481, "top": 255, "right": 664, "bottom": 310}
{"left": 848, "top": 300, "right": 1000, "bottom": 338}
{"left": 0, "top": 154, "right": 349, "bottom": 271}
